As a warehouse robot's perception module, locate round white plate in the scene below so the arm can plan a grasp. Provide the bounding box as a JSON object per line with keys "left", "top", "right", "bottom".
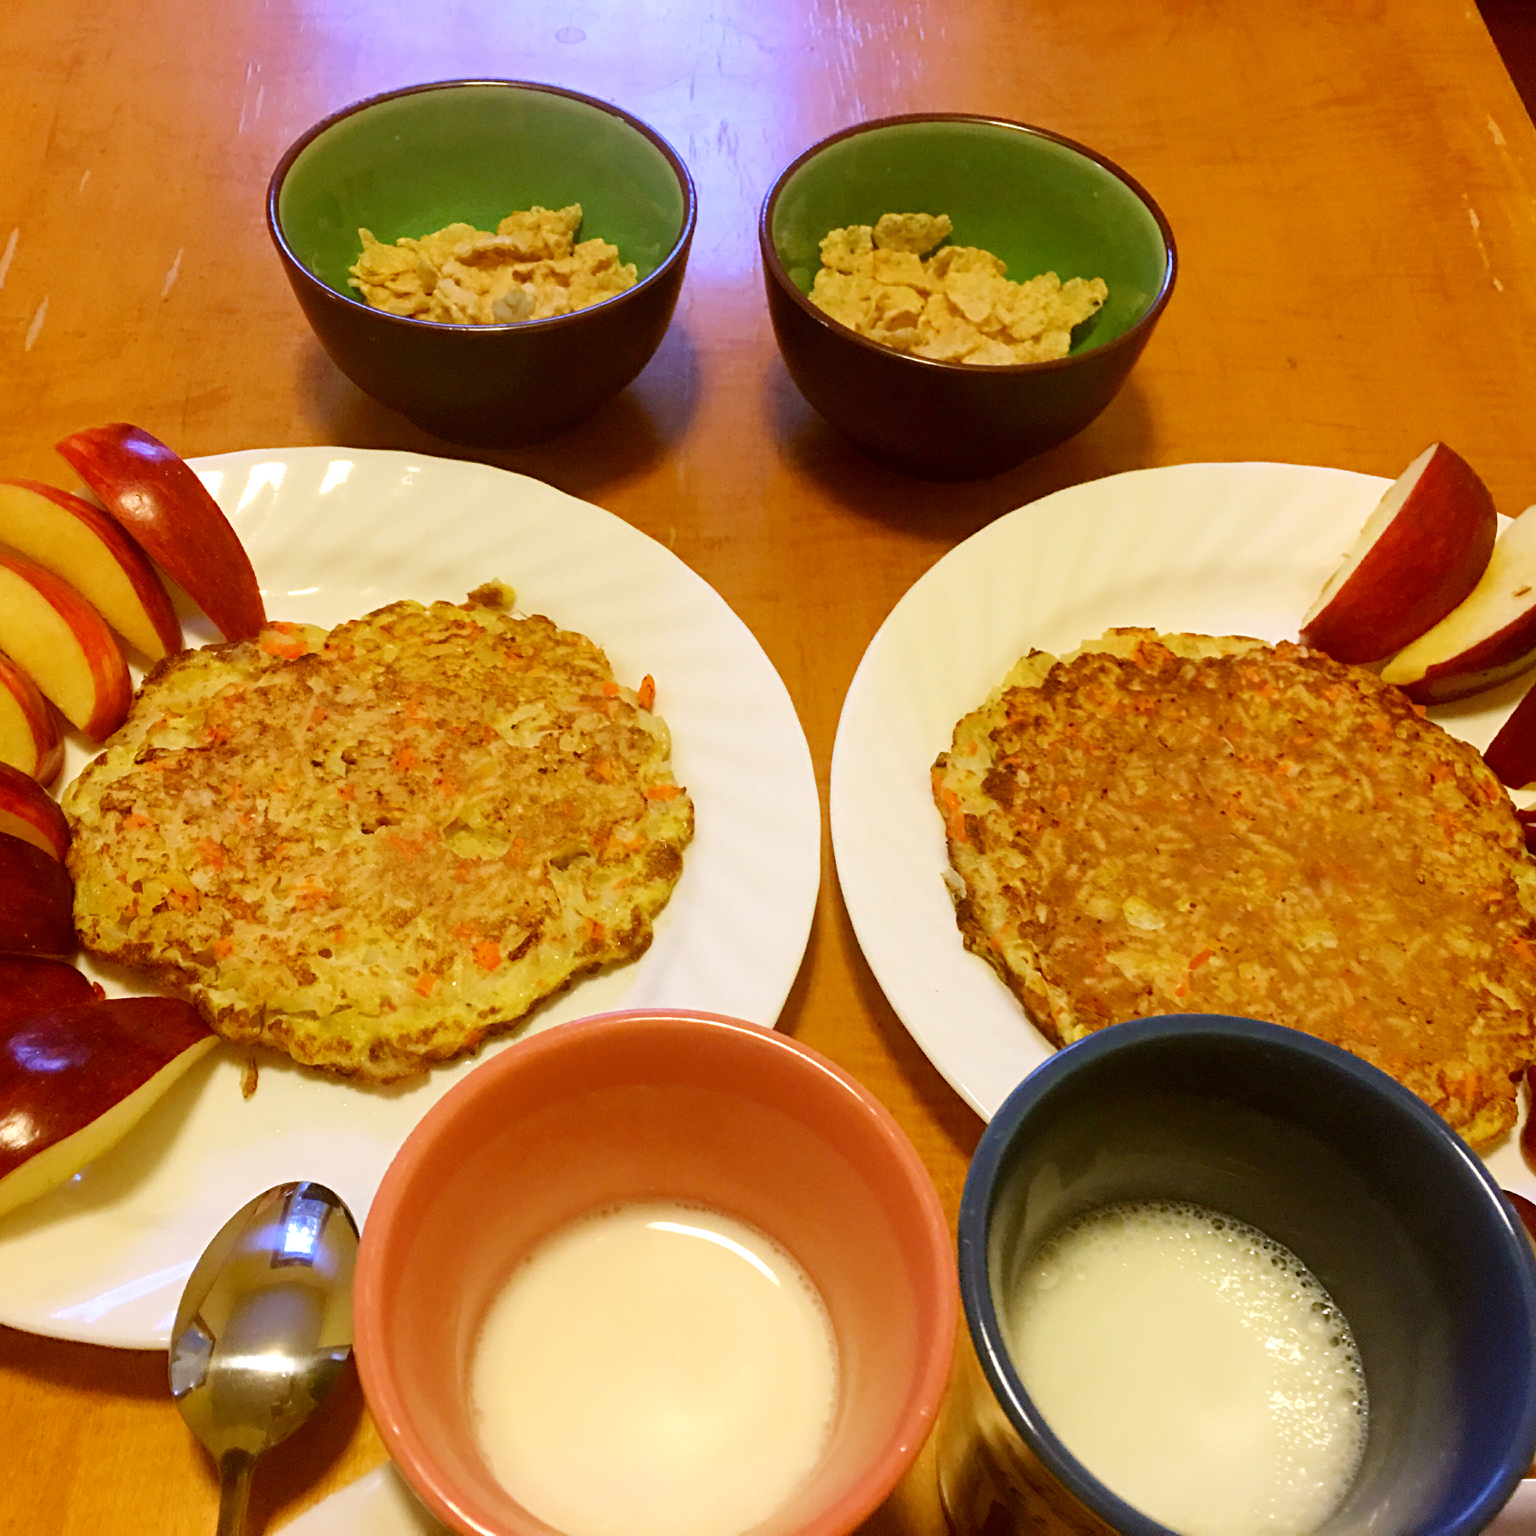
{"left": 0, "top": 447, "right": 820, "bottom": 1349}
{"left": 831, "top": 461, "right": 1536, "bottom": 1200}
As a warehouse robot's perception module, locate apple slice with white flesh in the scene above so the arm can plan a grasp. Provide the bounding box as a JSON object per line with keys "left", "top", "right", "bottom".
{"left": 0, "top": 831, "right": 76, "bottom": 958}
{"left": 56, "top": 424, "right": 266, "bottom": 643}
{"left": 0, "top": 956, "right": 97, "bottom": 1026}
{"left": 0, "top": 480, "right": 181, "bottom": 660}
{"left": 0, "top": 545, "right": 130, "bottom": 740}
{"left": 1300, "top": 443, "right": 1497, "bottom": 664}
{"left": 0, "top": 996, "right": 215, "bottom": 1219}
{"left": 0, "top": 762, "right": 69, "bottom": 861}
{"left": 0, "top": 649, "right": 63, "bottom": 785}
{"left": 1381, "top": 505, "right": 1536, "bottom": 702}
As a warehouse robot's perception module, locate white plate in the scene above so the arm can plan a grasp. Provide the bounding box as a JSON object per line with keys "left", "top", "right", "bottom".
{"left": 0, "top": 447, "right": 820, "bottom": 1349}
{"left": 831, "top": 461, "right": 1536, "bottom": 1204}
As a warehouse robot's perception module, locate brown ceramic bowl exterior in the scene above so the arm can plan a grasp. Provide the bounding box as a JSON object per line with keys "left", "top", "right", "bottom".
{"left": 267, "top": 81, "right": 696, "bottom": 448}
{"left": 353, "top": 1009, "right": 958, "bottom": 1536}
{"left": 760, "top": 115, "right": 1176, "bottom": 480}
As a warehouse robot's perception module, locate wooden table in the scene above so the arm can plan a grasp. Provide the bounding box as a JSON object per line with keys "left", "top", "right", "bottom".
{"left": 5, "top": 0, "right": 1536, "bottom": 1530}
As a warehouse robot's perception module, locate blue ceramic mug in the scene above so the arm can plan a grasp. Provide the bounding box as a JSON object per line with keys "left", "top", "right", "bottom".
{"left": 937, "top": 1014, "right": 1536, "bottom": 1536}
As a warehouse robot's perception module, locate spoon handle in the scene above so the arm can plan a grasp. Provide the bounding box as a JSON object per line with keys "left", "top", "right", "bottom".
{"left": 214, "top": 1450, "right": 255, "bottom": 1536}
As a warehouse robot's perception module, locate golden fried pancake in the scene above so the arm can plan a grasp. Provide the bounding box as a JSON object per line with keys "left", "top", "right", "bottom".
{"left": 933, "top": 629, "right": 1536, "bottom": 1147}
{"left": 64, "top": 593, "right": 693, "bottom": 1082}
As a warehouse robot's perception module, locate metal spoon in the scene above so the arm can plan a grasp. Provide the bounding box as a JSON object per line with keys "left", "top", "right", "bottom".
{"left": 170, "top": 1181, "right": 359, "bottom": 1536}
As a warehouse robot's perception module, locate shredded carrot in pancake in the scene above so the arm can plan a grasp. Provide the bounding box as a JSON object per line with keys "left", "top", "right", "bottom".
{"left": 934, "top": 628, "right": 1536, "bottom": 1148}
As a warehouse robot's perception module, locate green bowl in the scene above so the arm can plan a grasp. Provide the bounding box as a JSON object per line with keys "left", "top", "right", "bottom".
{"left": 760, "top": 115, "right": 1175, "bottom": 479}
{"left": 268, "top": 81, "right": 695, "bottom": 446}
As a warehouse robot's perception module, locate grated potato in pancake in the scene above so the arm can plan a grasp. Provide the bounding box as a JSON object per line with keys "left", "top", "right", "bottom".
{"left": 933, "top": 629, "right": 1536, "bottom": 1148}
{"left": 63, "top": 593, "right": 693, "bottom": 1083}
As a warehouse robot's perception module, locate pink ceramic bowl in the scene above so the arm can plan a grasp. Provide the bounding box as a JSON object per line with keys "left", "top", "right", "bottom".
{"left": 354, "top": 1009, "right": 957, "bottom": 1536}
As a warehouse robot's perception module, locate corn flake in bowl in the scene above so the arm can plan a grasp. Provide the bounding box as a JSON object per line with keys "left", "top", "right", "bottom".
{"left": 268, "top": 81, "right": 696, "bottom": 447}
{"left": 760, "top": 115, "right": 1175, "bottom": 480}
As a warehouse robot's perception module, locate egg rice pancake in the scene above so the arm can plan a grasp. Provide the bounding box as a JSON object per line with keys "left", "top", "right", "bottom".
{"left": 933, "top": 629, "right": 1536, "bottom": 1148}
{"left": 64, "top": 594, "right": 693, "bottom": 1083}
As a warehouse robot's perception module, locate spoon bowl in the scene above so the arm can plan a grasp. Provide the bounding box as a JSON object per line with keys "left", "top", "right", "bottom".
{"left": 170, "top": 1181, "right": 358, "bottom": 1536}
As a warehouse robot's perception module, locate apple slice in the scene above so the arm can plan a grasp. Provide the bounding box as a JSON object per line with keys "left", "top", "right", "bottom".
{"left": 1516, "top": 806, "right": 1536, "bottom": 854}
{"left": 0, "top": 830, "right": 76, "bottom": 958}
{"left": 0, "top": 762, "right": 69, "bottom": 861}
{"left": 0, "top": 956, "right": 97, "bottom": 1027}
{"left": 0, "top": 649, "right": 63, "bottom": 785}
{"left": 1300, "top": 443, "right": 1497, "bottom": 664}
{"left": 1481, "top": 680, "right": 1536, "bottom": 787}
{"left": 1506, "top": 1186, "right": 1536, "bottom": 1254}
{"left": 1380, "top": 506, "right": 1536, "bottom": 702}
{"left": 0, "top": 545, "right": 131, "bottom": 740}
{"left": 0, "top": 480, "right": 181, "bottom": 660}
{"left": 56, "top": 424, "right": 266, "bottom": 643}
{"left": 0, "top": 996, "right": 215, "bottom": 1219}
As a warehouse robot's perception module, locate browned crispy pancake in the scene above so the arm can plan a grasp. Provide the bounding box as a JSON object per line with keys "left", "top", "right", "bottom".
{"left": 933, "top": 629, "right": 1536, "bottom": 1147}
{"left": 64, "top": 594, "right": 693, "bottom": 1082}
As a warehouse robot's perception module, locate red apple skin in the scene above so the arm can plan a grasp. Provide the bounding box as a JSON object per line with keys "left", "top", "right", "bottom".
{"left": 0, "top": 830, "right": 76, "bottom": 958}
{"left": 0, "top": 956, "right": 97, "bottom": 1027}
{"left": 1381, "top": 507, "right": 1536, "bottom": 703}
{"left": 0, "top": 761, "right": 70, "bottom": 861}
{"left": 0, "top": 996, "right": 213, "bottom": 1181}
{"left": 1394, "top": 645, "right": 1536, "bottom": 706}
{"left": 1300, "top": 443, "right": 1497, "bottom": 664}
{"left": 56, "top": 424, "right": 266, "bottom": 643}
{"left": 0, "top": 481, "right": 181, "bottom": 661}
{"left": 1483, "top": 685, "right": 1536, "bottom": 788}
{"left": 1506, "top": 1186, "right": 1536, "bottom": 1250}
{"left": 1516, "top": 807, "right": 1536, "bottom": 856}
{"left": 0, "top": 546, "right": 132, "bottom": 740}
{"left": 0, "top": 650, "right": 63, "bottom": 785}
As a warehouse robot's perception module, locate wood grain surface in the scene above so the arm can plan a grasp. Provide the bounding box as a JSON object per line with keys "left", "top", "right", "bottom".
{"left": 4, "top": 0, "right": 1536, "bottom": 1531}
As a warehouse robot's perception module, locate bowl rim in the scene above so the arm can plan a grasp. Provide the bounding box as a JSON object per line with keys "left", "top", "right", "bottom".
{"left": 354, "top": 1006, "right": 958, "bottom": 1536}
{"left": 265, "top": 77, "right": 698, "bottom": 335}
{"left": 955, "top": 1011, "right": 1536, "bottom": 1536}
{"left": 757, "top": 111, "right": 1177, "bottom": 376}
